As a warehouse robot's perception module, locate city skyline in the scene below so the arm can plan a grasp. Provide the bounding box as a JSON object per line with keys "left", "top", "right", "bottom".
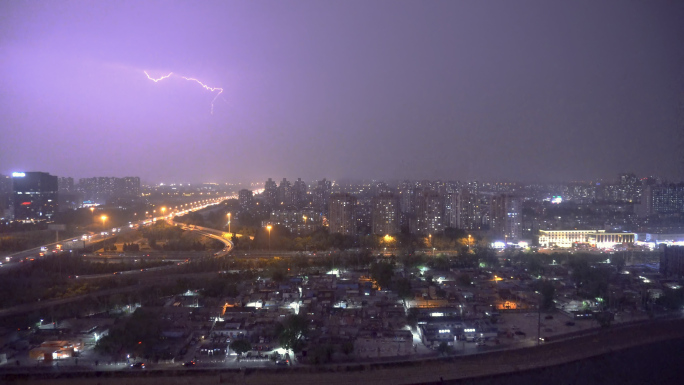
{"left": 2, "top": 1, "right": 683, "bottom": 184}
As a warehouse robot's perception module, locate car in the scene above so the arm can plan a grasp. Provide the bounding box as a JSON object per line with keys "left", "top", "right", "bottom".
{"left": 514, "top": 331, "right": 526, "bottom": 336}
{"left": 130, "top": 362, "right": 146, "bottom": 369}
{"left": 539, "top": 337, "right": 551, "bottom": 343}
{"left": 565, "top": 321, "right": 575, "bottom": 326}
{"left": 183, "top": 361, "right": 196, "bottom": 367}
{"left": 275, "top": 359, "right": 289, "bottom": 366}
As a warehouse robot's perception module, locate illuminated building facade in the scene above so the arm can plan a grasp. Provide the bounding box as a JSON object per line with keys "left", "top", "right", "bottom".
{"left": 538, "top": 230, "right": 635, "bottom": 249}
{"left": 77, "top": 176, "right": 140, "bottom": 203}
{"left": 269, "top": 208, "right": 321, "bottom": 236}
{"left": 238, "top": 189, "right": 253, "bottom": 210}
{"left": 458, "top": 183, "right": 481, "bottom": 230}
{"left": 414, "top": 190, "right": 444, "bottom": 235}
{"left": 12, "top": 171, "right": 58, "bottom": 222}
{"left": 328, "top": 193, "right": 356, "bottom": 235}
{"left": 371, "top": 193, "right": 399, "bottom": 235}
{"left": 490, "top": 194, "right": 522, "bottom": 240}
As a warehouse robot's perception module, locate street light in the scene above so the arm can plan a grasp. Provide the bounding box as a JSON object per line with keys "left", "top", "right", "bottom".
{"left": 227, "top": 213, "right": 231, "bottom": 235}
{"left": 468, "top": 234, "right": 472, "bottom": 251}
{"left": 266, "top": 225, "right": 272, "bottom": 254}
{"left": 101, "top": 215, "right": 108, "bottom": 252}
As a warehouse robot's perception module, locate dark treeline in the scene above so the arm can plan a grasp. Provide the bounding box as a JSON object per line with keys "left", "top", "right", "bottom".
{"left": 0, "top": 253, "right": 172, "bottom": 308}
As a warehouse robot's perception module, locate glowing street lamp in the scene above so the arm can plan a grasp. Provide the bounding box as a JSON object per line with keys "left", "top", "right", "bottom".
{"left": 101, "top": 215, "right": 108, "bottom": 251}
{"left": 468, "top": 234, "right": 472, "bottom": 251}
{"left": 227, "top": 213, "right": 231, "bottom": 234}
{"left": 266, "top": 225, "right": 272, "bottom": 254}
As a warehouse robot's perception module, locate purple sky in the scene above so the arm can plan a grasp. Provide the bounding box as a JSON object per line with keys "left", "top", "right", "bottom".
{"left": 1, "top": 0, "right": 683, "bottom": 184}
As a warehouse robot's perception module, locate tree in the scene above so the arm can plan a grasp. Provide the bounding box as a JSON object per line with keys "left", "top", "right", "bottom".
{"left": 370, "top": 260, "right": 394, "bottom": 289}
{"left": 311, "top": 344, "right": 335, "bottom": 365}
{"left": 476, "top": 247, "right": 499, "bottom": 268}
{"left": 395, "top": 278, "right": 413, "bottom": 300}
{"left": 437, "top": 341, "right": 452, "bottom": 355}
{"left": 456, "top": 273, "right": 472, "bottom": 287}
{"left": 538, "top": 280, "right": 556, "bottom": 310}
{"left": 341, "top": 341, "right": 354, "bottom": 356}
{"left": 406, "top": 307, "right": 419, "bottom": 329}
{"left": 277, "top": 314, "right": 309, "bottom": 353}
{"left": 230, "top": 339, "right": 252, "bottom": 356}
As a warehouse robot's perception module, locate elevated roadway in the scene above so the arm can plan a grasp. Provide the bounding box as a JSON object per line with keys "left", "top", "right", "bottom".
{"left": 0, "top": 198, "right": 228, "bottom": 273}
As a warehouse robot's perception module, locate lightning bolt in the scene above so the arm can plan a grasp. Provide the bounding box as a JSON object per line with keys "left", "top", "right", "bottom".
{"left": 144, "top": 71, "right": 224, "bottom": 114}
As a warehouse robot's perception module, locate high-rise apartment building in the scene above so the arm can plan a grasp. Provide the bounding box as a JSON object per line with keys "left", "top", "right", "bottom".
{"left": 277, "top": 178, "right": 293, "bottom": 206}
{"left": 293, "top": 178, "right": 308, "bottom": 208}
{"left": 58, "top": 177, "right": 74, "bottom": 193}
{"left": 313, "top": 178, "right": 332, "bottom": 214}
{"left": 77, "top": 176, "right": 140, "bottom": 203}
{"left": 12, "top": 171, "right": 58, "bottom": 221}
{"left": 372, "top": 193, "right": 399, "bottom": 235}
{"left": 490, "top": 194, "right": 522, "bottom": 240}
{"left": 414, "top": 190, "right": 443, "bottom": 235}
{"left": 239, "top": 189, "right": 253, "bottom": 211}
{"left": 639, "top": 183, "right": 684, "bottom": 217}
{"left": 355, "top": 197, "right": 373, "bottom": 234}
{"left": 444, "top": 192, "right": 459, "bottom": 228}
{"left": 269, "top": 208, "right": 321, "bottom": 236}
{"left": 458, "top": 183, "right": 481, "bottom": 230}
{"left": 264, "top": 178, "right": 278, "bottom": 208}
{"left": 328, "top": 193, "right": 356, "bottom": 235}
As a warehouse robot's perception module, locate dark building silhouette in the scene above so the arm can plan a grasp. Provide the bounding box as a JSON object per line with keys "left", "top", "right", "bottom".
{"left": 264, "top": 178, "right": 278, "bottom": 208}
{"left": 660, "top": 245, "right": 684, "bottom": 277}
{"left": 12, "top": 171, "right": 58, "bottom": 222}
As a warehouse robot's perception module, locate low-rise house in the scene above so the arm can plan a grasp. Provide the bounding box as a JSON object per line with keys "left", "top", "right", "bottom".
{"left": 355, "top": 330, "right": 413, "bottom": 358}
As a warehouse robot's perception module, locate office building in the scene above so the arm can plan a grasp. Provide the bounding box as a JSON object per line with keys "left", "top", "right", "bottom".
{"left": 538, "top": 230, "right": 635, "bottom": 249}
{"left": 12, "top": 171, "right": 58, "bottom": 222}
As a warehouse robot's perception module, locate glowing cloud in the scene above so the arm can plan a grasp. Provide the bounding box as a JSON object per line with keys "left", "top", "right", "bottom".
{"left": 144, "top": 71, "right": 223, "bottom": 114}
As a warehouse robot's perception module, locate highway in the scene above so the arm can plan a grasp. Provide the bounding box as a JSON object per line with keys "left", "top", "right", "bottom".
{"left": 0, "top": 197, "right": 228, "bottom": 274}
{"left": 0, "top": 200, "right": 237, "bottom": 318}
